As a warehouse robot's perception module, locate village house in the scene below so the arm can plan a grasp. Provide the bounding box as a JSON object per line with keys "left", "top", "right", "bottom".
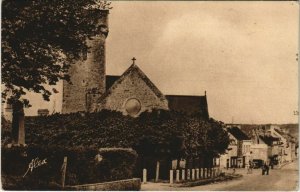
{"left": 1, "top": 103, "right": 12, "bottom": 122}
{"left": 252, "top": 132, "right": 281, "bottom": 165}
{"left": 268, "top": 125, "right": 297, "bottom": 163}
{"left": 220, "top": 126, "right": 251, "bottom": 168}
{"left": 232, "top": 124, "right": 299, "bottom": 167}
{"left": 250, "top": 143, "right": 269, "bottom": 164}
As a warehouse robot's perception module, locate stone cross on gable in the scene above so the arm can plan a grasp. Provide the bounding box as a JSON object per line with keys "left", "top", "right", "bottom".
{"left": 132, "top": 57, "right": 136, "bottom": 65}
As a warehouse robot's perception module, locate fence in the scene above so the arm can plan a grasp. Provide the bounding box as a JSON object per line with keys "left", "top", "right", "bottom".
{"left": 169, "top": 167, "right": 221, "bottom": 183}
{"left": 142, "top": 167, "right": 222, "bottom": 184}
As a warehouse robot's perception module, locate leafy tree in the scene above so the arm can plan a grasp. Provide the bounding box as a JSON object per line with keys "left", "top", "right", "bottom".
{"left": 183, "top": 118, "right": 229, "bottom": 167}
{"left": 132, "top": 110, "right": 186, "bottom": 161}
{"left": 20, "top": 110, "right": 229, "bottom": 170}
{"left": 2, "top": 0, "right": 112, "bottom": 106}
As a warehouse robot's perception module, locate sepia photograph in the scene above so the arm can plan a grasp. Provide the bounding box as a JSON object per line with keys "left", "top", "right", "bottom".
{"left": 1, "top": 0, "right": 299, "bottom": 191}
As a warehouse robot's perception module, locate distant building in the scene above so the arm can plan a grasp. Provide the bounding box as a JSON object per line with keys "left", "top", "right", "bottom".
{"left": 257, "top": 135, "right": 281, "bottom": 165}
{"left": 220, "top": 126, "right": 251, "bottom": 168}
{"left": 224, "top": 124, "right": 298, "bottom": 167}
{"left": 1, "top": 102, "right": 12, "bottom": 122}
{"left": 268, "top": 126, "right": 297, "bottom": 163}
{"left": 225, "top": 124, "right": 242, "bottom": 129}
{"left": 37, "top": 109, "right": 49, "bottom": 116}
{"left": 250, "top": 144, "right": 269, "bottom": 163}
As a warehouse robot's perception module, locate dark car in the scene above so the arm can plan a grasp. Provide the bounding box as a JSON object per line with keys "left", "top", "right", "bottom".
{"left": 252, "top": 159, "right": 264, "bottom": 169}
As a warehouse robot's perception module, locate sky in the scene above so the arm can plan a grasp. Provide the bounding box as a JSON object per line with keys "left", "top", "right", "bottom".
{"left": 22, "top": 1, "right": 298, "bottom": 124}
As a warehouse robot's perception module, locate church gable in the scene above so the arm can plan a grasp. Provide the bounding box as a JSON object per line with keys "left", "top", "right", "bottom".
{"left": 94, "top": 64, "right": 168, "bottom": 116}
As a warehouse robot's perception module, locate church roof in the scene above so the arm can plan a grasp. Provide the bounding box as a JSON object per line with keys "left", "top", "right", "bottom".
{"left": 106, "top": 75, "right": 120, "bottom": 90}
{"left": 98, "top": 64, "right": 166, "bottom": 103}
{"left": 165, "top": 95, "right": 209, "bottom": 119}
{"left": 227, "top": 127, "right": 250, "bottom": 141}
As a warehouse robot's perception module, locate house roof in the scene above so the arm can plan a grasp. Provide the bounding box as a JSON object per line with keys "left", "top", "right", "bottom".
{"left": 106, "top": 75, "right": 120, "bottom": 90}
{"left": 259, "top": 135, "right": 280, "bottom": 146}
{"left": 274, "top": 128, "right": 296, "bottom": 143}
{"left": 98, "top": 64, "right": 166, "bottom": 104}
{"left": 274, "top": 128, "right": 285, "bottom": 136}
{"left": 227, "top": 127, "right": 250, "bottom": 141}
{"left": 165, "top": 95, "right": 209, "bottom": 119}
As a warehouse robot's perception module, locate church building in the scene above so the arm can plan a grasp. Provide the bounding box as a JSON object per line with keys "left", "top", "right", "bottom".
{"left": 62, "top": 11, "right": 209, "bottom": 119}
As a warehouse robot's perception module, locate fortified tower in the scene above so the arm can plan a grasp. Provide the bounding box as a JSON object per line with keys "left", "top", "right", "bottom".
{"left": 62, "top": 10, "right": 109, "bottom": 113}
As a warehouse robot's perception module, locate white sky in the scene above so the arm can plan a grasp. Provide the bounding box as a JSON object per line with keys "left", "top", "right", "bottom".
{"left": 23, "top": 1, "right": 298, "bottom": 124}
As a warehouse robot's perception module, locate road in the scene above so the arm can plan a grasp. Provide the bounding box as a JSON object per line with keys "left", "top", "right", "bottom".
{"left": 141, "top": 160, "right": 299, "bottom": 191}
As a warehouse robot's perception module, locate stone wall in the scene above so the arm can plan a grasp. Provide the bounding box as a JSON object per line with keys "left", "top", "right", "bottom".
{"left": 66, "top": 178, "right": 141, "bottom": 191}
{"left": 96, "top": 66, "right": 168, "bottom": 116}
{"left": 62, "top": 11, "right": 108, "bottom": 114}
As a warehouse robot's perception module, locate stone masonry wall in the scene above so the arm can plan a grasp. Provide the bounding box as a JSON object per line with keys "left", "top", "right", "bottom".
{"left": 62, "top": 12, "right": 108, "bottom": 114}
{"left": 96, "top": 69, "right": 168, "bottom": 116}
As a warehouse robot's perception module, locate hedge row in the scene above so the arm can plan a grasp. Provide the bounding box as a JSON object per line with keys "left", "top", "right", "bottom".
{"left": 1, "top": 145, "right": 137, "bottom": 190}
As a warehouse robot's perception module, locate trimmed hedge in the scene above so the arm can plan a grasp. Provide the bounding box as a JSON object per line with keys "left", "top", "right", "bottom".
{"left": 96, "top": 148, "right": 138, "bottom": 182}
{"left": 1, "top": 145, "right": 138, "bottom": 190}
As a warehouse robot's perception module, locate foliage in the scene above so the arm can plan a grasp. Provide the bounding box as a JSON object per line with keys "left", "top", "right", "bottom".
{"left": 183, "top": 118, "right": 229, "bottom": 158}
{"left": 2, "top": 0, "right": 112, "bottom": 106}
{"left": 1, "top": 116, "right": 12, "bottom": 146}
{"left": 96, "top": 148, "right": 138, "bottom": 182}
{"left": 132, "top": 110, "right": 186, "bottom": 160}
{"left": 24, "top": 110, "right": 136, "bottom": 147}
{"left": 2, "top": 110, "right": 230, "bottom": 184}
{"left": 1, "top": 145, "right": 137, "bottom": 190}
{"left": 22, "top": 110, "right": 229, "bottom": 161}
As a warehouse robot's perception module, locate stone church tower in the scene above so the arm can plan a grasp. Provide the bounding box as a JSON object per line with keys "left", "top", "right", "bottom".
{"left": 62, "top": 11, "right": 109, "bottom": 114}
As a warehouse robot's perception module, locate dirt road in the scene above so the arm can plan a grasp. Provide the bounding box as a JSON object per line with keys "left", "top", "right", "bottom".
{"left": 142, "top": 160, "right": 298, "bottom": 191}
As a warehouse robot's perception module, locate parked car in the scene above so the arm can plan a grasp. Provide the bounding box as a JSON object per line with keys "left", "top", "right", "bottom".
{"left": 252, "top": 159, "right": 264, "bottom": 168}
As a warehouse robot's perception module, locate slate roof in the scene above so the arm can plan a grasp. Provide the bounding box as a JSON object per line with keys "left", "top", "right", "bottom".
{"left": 106, "top": 75, "right": 120, "bottom": 90}
{"left": 274, "top": 128, "right": 285, "bottom": 136}
{"left": 227, "top": 127, "right": 250, "bottom": 141}
{"left": 274, "top": 128, "right": 296, "bottom": 143}
{"left": 259, "top": 135, "right": 280, "bottom": 146}
{"left": 165, "top": 95, "right": 209, "bottom": 119}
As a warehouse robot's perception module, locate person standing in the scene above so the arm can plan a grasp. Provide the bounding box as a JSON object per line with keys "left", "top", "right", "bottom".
{"left": 249, "top": 161, "right": 253, "bottom": 174}
{"left": 246, "top": 163, "right": 250, "bottom": 174}
{"left": 269, "top": 161, "right": 273, "bottom": 169}
{"left": 261, "top": 163, "right": 266, "bottom": 175}
{"left": 265, "top": 163, "right": 270, "bottom": 175}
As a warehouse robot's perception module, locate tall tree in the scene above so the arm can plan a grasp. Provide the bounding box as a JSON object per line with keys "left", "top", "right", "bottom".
{"left": 2, "top": 0, "right": 112, "bottom": 106}
{"left": 183, "top": 117, "right": 229, "bottom": 167}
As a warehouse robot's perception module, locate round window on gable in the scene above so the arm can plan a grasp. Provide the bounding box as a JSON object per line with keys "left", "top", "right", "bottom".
{"left": 125, "top": 98, "right": 141, "bottom": 116}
